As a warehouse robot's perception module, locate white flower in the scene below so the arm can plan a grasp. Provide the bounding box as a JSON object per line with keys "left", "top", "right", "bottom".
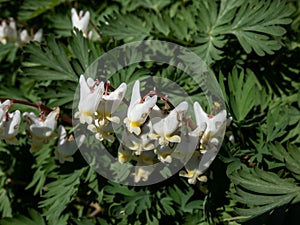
{"left": 23, "top": 107, "right": 60, "bottom": 152}
{"left": 97, "top": 82, "right": 127, "bottom": 126}
{"left": 0, "top": 19, "right": 18, "bottom": 44}
{"left": 71, "top": 8, "right": 91, "bottom": 38}
{"left": 75, "top": 75, "right": 104, "bottom": 124}
{"left": 182, "top": 102, "right": 227, "bottom": 179}
{"left": 124, "top": 80, "right": 157, "bottom": 135}
{"left": 19, "top": 29, "right": 43, "bottom": 44}
{"left": 0, "top": 110, "right": 21, "bottom": 145}
{"left": 0, "top": 100, "right": 11, "bottom": 120}
{"left": 149, "top": 101, "right": 188, "bottom": 146}
{"left": 0, "top": 20, "right": 7, "bottom": 44}
{"left": 190, "top": 102, "right": 226, "bottom": 152}
{"left": 55, "top": 125, "right": 85, "bottom": 163}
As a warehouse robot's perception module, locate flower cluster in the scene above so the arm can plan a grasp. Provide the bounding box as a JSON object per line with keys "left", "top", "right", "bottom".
{"left": 0, "top": 75, "right": 227, "bottom": 185}
{"left": 75, "top": 76, "right": 227, "bottom": 184}
{"left": 0, "top": 18, "right": 42, "bottom": 46}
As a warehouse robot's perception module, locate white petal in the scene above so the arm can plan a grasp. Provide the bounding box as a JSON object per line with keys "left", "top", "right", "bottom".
{"left": 129, "top": 80, "right": 141, "bottom": 111}
{"left": 33, "top": 29, "right": 43, "bottom": 42}
{"left": 193, "top": 101, "right": 208, "bottom": 127}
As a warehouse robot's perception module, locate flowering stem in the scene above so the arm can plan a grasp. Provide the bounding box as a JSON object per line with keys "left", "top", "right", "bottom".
{"left": 0, "top": 98, "right": 76, "bottom": 125}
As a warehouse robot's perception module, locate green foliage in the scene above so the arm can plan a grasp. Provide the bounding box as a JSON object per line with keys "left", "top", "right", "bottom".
{"left": 0, "top": 209, "right": 45, "bottom": 225}
{"left": 0, "top": 0, "right": 299, "bottom": 224}
{"left": 225, "top": 67, "right": 261, "bottom": 123}
{"left": 26, "top": 141, "right": 58, "bottom": 195}
{"left": 22, "top": 36, "right": 77, "bottom": 81}
{"left": 230, "top": 0, "right": 293, "bottom": 56}
{"left": 229, "top": 168, "right": 300, "bottom": 221}
{"left": 18, "top": 0, "right": 67, "bottom": 21}
{"left": 269, "top": 142, "right": 300, "bottom": 181}
{"left": 0, "top": 188, "right": 12, "bottom": 218}
{"left": 39, "top": 168, "right": 83, "bottom": 223}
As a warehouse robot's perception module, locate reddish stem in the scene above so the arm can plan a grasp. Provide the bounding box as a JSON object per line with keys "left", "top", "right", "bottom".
{"left": 0, "top": 98, "right": 76, "bottom": 125}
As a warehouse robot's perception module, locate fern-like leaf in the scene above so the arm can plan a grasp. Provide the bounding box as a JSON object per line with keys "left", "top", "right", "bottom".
{"left": 229, "top": 167, "right": 300, "bottom": 220}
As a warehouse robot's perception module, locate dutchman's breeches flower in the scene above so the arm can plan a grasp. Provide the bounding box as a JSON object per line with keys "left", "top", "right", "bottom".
{"left": 0, "top": 19, "right": 17, "bottom": 44}
{"left": 179, "top": 102, "right": 227, "bottom": 184}
{"left": 75, "top": 75, "right": 104, "bottom": 124}
{"left": 19, "top": 29, "right": 43, "bottom": 45}
{"left": 124, "top": 80, "right": 157, "bottom": 135}
{"left": 96, "top": 82, "right": 127, "bottom": 126}
{"left": 0, "top": 110, "right": 21, "bottom": 145}
{"left": 71, "top": 8, "right": 91, "bottom": 38}
{"left": 23, "top": 107, "right": 60, "bottom": 152}
{"left": 0, "top": 100, "right": 11, "bottom": 120}
{"left": 149, "top": 101, "right": 188, "bottom": 146}
{"left": 190, "top": 101, "right": 227, "bottom": 153}
{"left": 55, "top": 125, "right": 85, "bottom": 164}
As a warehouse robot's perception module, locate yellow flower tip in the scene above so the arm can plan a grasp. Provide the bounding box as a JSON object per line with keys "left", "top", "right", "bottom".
{"left": 137, "top": 170, "right": 146, "bottom": 177}
{"left": 201, "top": 132, "right": 211, "bottom": 145}
{"left": 187, "top": 171, "right": 195, "bottom": 177}
{"left": 214, "top": 102, "right": 221, "bottom": 108}
{"left": 118, "top": 152, "right": 129, "bottom": 163}
{"left": 130, "top": 121, "right": 141, "bottom": 128}
{"left": 129, "top": 121, "right": 141, "bottom": 135}
{"left": 166, "top": 134, "right": 181, "bottom": 143}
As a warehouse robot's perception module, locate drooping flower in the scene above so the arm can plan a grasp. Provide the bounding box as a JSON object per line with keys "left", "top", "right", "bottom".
{"left": 97, "top": 82, "right": 127, "bottom": 126}
{"left": 0, "top": 21, "right": 7, "bottom": 44}
{"left": 23, "top": 107, "right": 60, "bottom": 152}
{"left": 19, "top": 28, "right": 43, "bottom": 44}
{"left": 0, "top": 100, "right": 11, "bottom": 120}
{"left": 74, "top": 75, "right": 104, "bottom": 124}
{"left": 55, "top": 125, "right": 85, "bottom": 163}
{"left": 190, "top": 102, "right": 226, "bottom": 153}
{"left": 0, "top": 19, "right": 18, "bottom": 44}
{"left": 181, "top": 102, "right": 227, "bottom": 181}
{"left": 124, "top": 80, "right": 157, "bottom": 135}
{"left": 0, "top": 110, "right": 21, "bottom": 145}
{"left": 71, "top": 8, "right": 91, "bottom": 38}
{"left": 149, "top": 101, "right": 188, "bottom": 146}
